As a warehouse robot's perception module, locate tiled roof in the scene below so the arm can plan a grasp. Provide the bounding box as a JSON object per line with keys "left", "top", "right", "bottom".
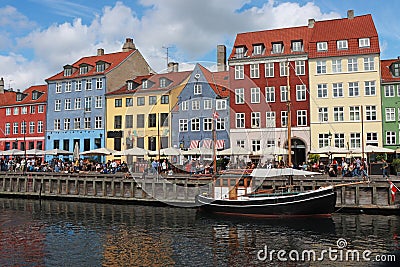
{"left": 198, "top": 64, "right": 229, "bottom": 97}
{"left": 381, "top": 59, "right": 400, "bottom": 83}
{"left": 228, "top": 25, "right": 312, "bottom": 60}
{"left": 0, "top": 85, "right": 47, "bottom": 106}
{"left": 46, "top": 50, "right": 136, "bottom": 81}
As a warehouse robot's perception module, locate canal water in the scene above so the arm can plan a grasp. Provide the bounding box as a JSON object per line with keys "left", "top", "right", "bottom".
{"left": 0, "top": 198, "right": 399, "bottom": 267}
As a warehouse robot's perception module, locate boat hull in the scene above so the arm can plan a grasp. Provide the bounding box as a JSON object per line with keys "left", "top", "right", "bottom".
{"left": 196, "top": 187, "right": 337, "bottom": 218}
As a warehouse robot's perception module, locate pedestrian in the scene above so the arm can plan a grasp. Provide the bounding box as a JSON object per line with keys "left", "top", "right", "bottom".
{"left": 382, "top": 159, "right": 389, "bottom": 179}
{"left": 360, "top": 158, "right": 369, "bottom": 182}
{"left": 162, "top": 159, "right": 167, "bottom": 173}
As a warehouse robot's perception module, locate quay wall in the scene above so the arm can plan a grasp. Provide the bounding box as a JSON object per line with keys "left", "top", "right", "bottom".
{"left": 0, "top": 172, "right": 399, "bottom": 213}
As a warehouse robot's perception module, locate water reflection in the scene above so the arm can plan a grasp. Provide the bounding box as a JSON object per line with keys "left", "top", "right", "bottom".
{"left": 0, "top": 198, "right": 399, "bottom": 266}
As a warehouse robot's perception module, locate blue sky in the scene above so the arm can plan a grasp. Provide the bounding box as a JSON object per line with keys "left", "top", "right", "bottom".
{"left": 1, "top": 0, "right": 400, "bottom": 90}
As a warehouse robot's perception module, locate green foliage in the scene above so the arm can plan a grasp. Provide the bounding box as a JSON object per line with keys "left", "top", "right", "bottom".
{"left": 392, "top": 158, "right": 400, "bottom": 172}
{"left": 308, "top": 154, "right": 320, "bottom": 164}
{"left": 376, "top": 154, "right": 386, "bottom": 161}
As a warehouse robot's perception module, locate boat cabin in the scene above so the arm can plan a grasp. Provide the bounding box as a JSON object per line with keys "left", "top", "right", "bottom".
{"left": 213, "top": 174, "right": 253, "bottom": 200}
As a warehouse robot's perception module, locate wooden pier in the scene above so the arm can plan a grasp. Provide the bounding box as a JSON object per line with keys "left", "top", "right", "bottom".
{"left": 0, "top": 172, "right": 399, "bottom": 213}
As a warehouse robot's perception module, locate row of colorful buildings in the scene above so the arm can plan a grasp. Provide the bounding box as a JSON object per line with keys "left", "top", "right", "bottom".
{"left": 0, "top": 10, "right": 399, "bottom": 166}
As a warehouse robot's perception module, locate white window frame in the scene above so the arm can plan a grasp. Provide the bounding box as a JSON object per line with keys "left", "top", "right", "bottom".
{"left": 363, "top": 57, "right": 375, "bottom": 71}
{"left": 348, "top": 58, "right": 358, "bottom": 72}
{"left": 251, "top": 112, "right": 260, "bottom": 128}
{"left": 317, "top": 42, "right": 327, "bottom": 51}
{"left": 265, "top": 62, "right": 274, "bottom": 77}
{"left": 204, "top": 99, "right": 212, "bottom": 110}
{"left": 235, "top": 88, "right": 244, "bottom": 104}
{"left": 191, "top": 118, "right": 200, "bottom": 132}
{"left": 318, "top": 107, "right": 328, "bottom": 122}
{"left": 317, "top": 84, "right": 328, "bottom": 98}
{"left": 216, "top": 99, "right": 227, "bottom": 110}
{"left": 280, "top": 86, "right": 288, "bottom": 102}
{"left": 236, "top": 113, "right": 245, "bottom": 128}
{"left": 265, "top": 87, "right": 275, "bottom": 102}
{"left": 297, "top": 110, "right": 307, "bottom": 126}
{"left": 364, "top": 81, "right": 376, "bottom": 96}
{"left": 192, "top": 100, "right": 200, "bottom": 110}
{"left": 296, "top": 85, "right": 306, "bottom": 101}
{"left": 337, "top": 40, "right": 348, "bottom": 50}
{"left": 194, "top": 84, "right": 202, "bottom": 95}
{"left": 251, "top": 87, "right": 260, "bottom": 103}
{"left": 348, "top": 82, "right": 360, "bottom": 97}
{"left": 235, "top": 65, "right": 244, "bottom": 80}
{"left": 266, "top": 112, "right": 276, "bottom": 128}
{"left": 295, "top": 60, "right": 305, "bottom": 75}
{"left": 333, "top": 107, "right": 344, "bottom": 122}
{"left": 250, "top": 64, "right": 260, "bottom": 78}
{"left": 359, "top": 38, "right": 370, "bottom": 48}
{"left": 332, "top": 59, "right": 342, "bottom": 73}
{"left": 55, "top": 100, "right": 61, "bottom": 111}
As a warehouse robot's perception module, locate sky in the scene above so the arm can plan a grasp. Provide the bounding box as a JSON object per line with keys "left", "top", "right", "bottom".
{"left": 1, "top": 0, "right": 400, "bottom": 90}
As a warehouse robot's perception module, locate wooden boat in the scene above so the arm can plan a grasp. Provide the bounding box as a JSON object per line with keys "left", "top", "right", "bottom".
{"left": 195, "top": 168, "right": 337, "bottom": 218}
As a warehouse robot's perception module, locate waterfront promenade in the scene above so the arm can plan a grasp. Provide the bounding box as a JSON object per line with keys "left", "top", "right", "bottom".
{"left": 0, "top": 171, "right": 399, "bottom": 213}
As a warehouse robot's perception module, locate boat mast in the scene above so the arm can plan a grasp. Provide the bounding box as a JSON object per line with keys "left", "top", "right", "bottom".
{"left": 213, "top": 111, "right": 217, "bottom": 175}
{"left": 286, "top": 60, "right": 292, "bottom": 167}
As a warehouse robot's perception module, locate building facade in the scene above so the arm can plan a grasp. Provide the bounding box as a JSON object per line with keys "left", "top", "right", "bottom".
{"left": 45, "top": 38, "right": 153, "bottom": 156}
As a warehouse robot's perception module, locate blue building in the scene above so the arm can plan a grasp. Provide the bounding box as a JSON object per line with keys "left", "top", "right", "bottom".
{"left": 45, "top": 38, "right": 153, "bottom": 157}
{"left": 171, "top": 64, "right": 230, "bottom": 152}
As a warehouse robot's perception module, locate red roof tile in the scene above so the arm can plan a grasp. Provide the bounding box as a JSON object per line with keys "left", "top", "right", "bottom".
{"left": 381, "top": 59, "right": 400, "bottom": 83}
{"left": 198, "top": 64, "right": 229, "bottom": 97}
{"left": 0, "top": 85, "right": 47, "bottom": 106}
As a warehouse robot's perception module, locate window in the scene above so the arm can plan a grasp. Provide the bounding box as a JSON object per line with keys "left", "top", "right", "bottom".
{"left": 333, "top": 107, "right": 344, "bottom": 122}
{"left": 159, "top": 78, "right": 167, "bottom": 88}
{"left": 252, "top": 140, "right": 261, "bottom": 152}
{"left": 95, "top": 96, "right": 102, "bottom": 108}
{"left": 191, "top": 118, "right": 200, "bottom": 131}
{"left": 161, "top": 95, "right": 169, "bottom": 104}
{"left": 21, "top": 121, "right": 26, "bottom": 134}
{"left": 84, "top": 97, "right": 92, "bottom": 112}
{"left": 148, "top": 114, "right": 156, "bottom": 128}
{"left": 332, "top": 83, "right": 343, "bottom": 98}
{"left": 216, "top": 99, "right": 226, "bottom": 110}
{"left": 181, "top": 101, "right": 188, "bottom": 111}
{"left": 253, "top": 44, "right": 263, "bottom": 55}
{"left": 348, "top": 82, "right": 360, "bottom": 97}
{"left": 367, "top": 132, "right": 378, "bottom": 146}
{"left": 65, "top": 81, "right": 72, "bottom": 92}
{"left": 179, "top": 119, "right": 188, "bottom": 132}
{"left": 216, "top": 118, "right": 225, "bottom": 130}
{"left": 280, "top": 86, "right": 288, "bottom": 102}
{"left": 137, "top": 97, "right": 145, "bottom": 106}
{"left": 74, "top": 118, "right": 81, "bottom": 129}
{"left": 318, "top": 133, "right": 330, "bottom": 148}
{"left": 204, "top": 99, "right": 212, "bottom": 110}
{"left": 96, "top": 78, "right": 103, "bottom": 89}
{"left": 295, "top": 60, "right": 305, "bottom": 75}
{"left": 37, "top": 121, "right": 43, "bottom": 133}
{"left": 265, "top": 87, "right": 275, "bottom": 102}
{"left": 250, "top": 64, "right": 260, "bottom": 78}
{"left": 84, "top": 117, "right": 91, "bottom": 129}
{"left": 317, "top": 84, "right": 328, "bottom": 98}
{"left": 192, "top": 100, "right": 200, "bottom": 110}
{"left": 29, "top": 122, "right": 35, "bottom": 134}
{"left": 55, "top": 100, "right": 61, "bottom": 111}
{"left": 125, "top": 115, "right": 133, "bottom": 128}
{"left": 349, "top": 106, "right": 360, "bottom": 121}
{"left": 38, "top": 105, "right": 44, "bottom": 113}
{"left": 317, "top": 42, "right": 327, "bottom": 51}
{"left": 203, "top": 118, "right": 212, "bottom": 131}
{"left": 160, "top": 113, "right": 169, "bottom": 127}
{"left": 296, "top": 85, "right": 306, "bottom": 101}
{"left": 235, "top": 65, "right": 244, "bottom": 79}
{"left": 21, "top": 106, "right": 27, "bottom": 114}
{"left": 386, "top": 108, "right": 396, "bottom": 121}
{"left": 95, "top": 116, "right": 102, "bottom": 129}
{"left": 350, "top": 133, "right": 361, "bottom": 149}
{"left": 114, "top": 116, "right": 122, "bottom": 129}
{"left": 393, "top": 63, "right": 400, "bottom": 77}
{"left": 79, "top": 65, "right": 88, "bottom": 75}
{"left": 335, "top": 133, "right": 345, "bottom": 148}
{"left": 235, "top": 47, "right": 245, "bottom": 58}
{"left": 272, "top": 42, "right": 283, "bottom": 54}
{"left": 236, "top": 113, "right": 245, "bottom": 128}
{"left": 64, "top": 99, "right": 71, "bottom": 110}
{"left": 142, "top": 80, "right": 149, "bottom": 89}
{"left": 235, "top": 88, "right": 244, "bottom": 104}
{"left": 149, "top": 96, "right": 157, "bottom": 105}
{"left": 127, "top": 81, "right": 134, "bottom": 91}
{"left": 75, "top": 98, "right": 81, "bottom": 109}
{"left": 332, "top": 59, "right": 342, "bottom": 73}
{"left": 54, "top": 119, "right": 60, "bottom": 130}
{"left": 385, "top": 85, "right": 395, "bottom": 97}
{"left": 364, "top": 57, "right": 374, "bottom": 71}
{"left": 279, "top": 62, "right": 288, "bottom": 76}
{"left": 337, "top": 40, "right": 348, "bottom": 50}
{"left": 292, "top": 41, "right": 303, "bottom": 52}
{"left": 359, "top": 38, "right": 370, "bottom": 48}
{"left": 316, "top": 61, "right": 326, "bottom": 74}
{"left": 297, "top": 110, "right": 307, "bottom": 126}
{"left": 364, "top": 81, "right": 376, "bottom": 96}
{"left": 348, "top": 58, "right": 358, "bottom": 72}
{"left": 64, "top": 68, "right": 72, "bottom": 76}
{"left": 266, "top": 112, "right": 276, "bottom": 127}
{"left": 115, "top": 99, "right": 122, "bottom": 107}
{"left": 6, "top": 108, "right": 11, "bottom": 116}
{"left": 64, "top": 118, "right": 70, "bottom": 130}
{"left": 75, "top": 80, "right": 82, "bottom": 91}
{"left": 30, "top": 106, "right": 35, "bottom": 114}
{"left": 96, "top": 63, "right": 105, "bottom": 72}
{"left": 318, "top": 107, "right": 328, "bottom": 122}
{"left": 265, "top": 63, "right": 274, "bottom": 77}
{"left": 137, "top": 114, "right": 144, "bottom": 128}
{"left": 237, "top": 140, "right": 245, "bottom": 148}
{"left": 281, "top": 111, "right": 288, "bottom": 127}
{"left": 125, "top": 97, "right": 133, "bottom": 107}
{"left": 194, "top": 84, "right": 202, "bottom": 95}
{"left": 251, "top": 87, "right": 260, "bottom": 103}
{"left": 56, "top": 83, "right": 62, "bottom": 93}
{"left": 13, "top": 107, "right": 19, "bottom": 115}
{"left": 13, "top": 122, "right": 18, "bottom": 134}
{"left": 365, "top": 106, "right": 377, "bottom": 121}
{"left": 386, "top": 131, "right": 396, "bottom": 145}
{"left": 251, "top": 112, "right": 260, "bottom": 128}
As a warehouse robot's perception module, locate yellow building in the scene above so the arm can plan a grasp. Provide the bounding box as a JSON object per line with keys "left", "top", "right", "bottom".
{"left": 308, "top": 12, "right": 382, "bottom": 152}
{"left": 105, "top": 67, "right": 190, "bottom": 162}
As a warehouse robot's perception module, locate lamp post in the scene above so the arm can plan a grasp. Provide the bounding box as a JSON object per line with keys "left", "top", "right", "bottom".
{"left": 328, "top": 131, "right": 333, "bottom": 163}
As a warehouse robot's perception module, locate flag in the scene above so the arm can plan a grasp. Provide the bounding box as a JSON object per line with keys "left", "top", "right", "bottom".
{"left": 213, "top": 111, "right": 219, "bottom": 119}
{"left": 389, "top": 180, "right": 398, "bottom": 202}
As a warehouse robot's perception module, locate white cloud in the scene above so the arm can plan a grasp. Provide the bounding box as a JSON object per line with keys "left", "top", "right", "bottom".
{"left": 0, "top": 0, "right": 341, "bottom": 90}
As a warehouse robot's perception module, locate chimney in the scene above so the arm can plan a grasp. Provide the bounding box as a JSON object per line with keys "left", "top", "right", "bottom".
{"left": 0, "top": 77, "right": 4, "bottom": 94}
{"left": 167, "top": 62, "right": 179, "bottom": 72}
{"left": 122, "top": 38, "right": 136, "bottom": 52}
{"left": 308, "top": 18, "right": 315, "bottom": 28}
{"left": 217, "top": 45, "right": 226, "bottom": 72}
{"left": 97, "top": 48, "right": 104, "bottom": 56}
{"left": 347, "top": 10, "right": 354, "bottom": 19}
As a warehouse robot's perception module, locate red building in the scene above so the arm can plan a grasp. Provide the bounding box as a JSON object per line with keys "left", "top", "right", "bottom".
{"left": 228, "top": 25, "right": 312, "bottom": 166}
{"left": 0, "top": 78, "right": 47, "bottom": 152}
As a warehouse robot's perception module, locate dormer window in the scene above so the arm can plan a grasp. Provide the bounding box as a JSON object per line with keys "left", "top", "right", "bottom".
{"left": 16, "top": 93, "right": 23, "bottom": 101}
{"left": 127, "top": 81, "right": 134, "bottom": 90}
{"left": 337, "top": 40, "right": 348, "bottom": 50}
{"left": 359, "top": 38, "right": 370, "bottom": 48}
{"left": 79, "top": 65, "right": 89, "bottom": 75}
{"left": 253, "top": 44, "right": 264, "bottom": 55}
{"left": 391, "top": 62, "right": 400, "bottom": 77}
{"left": 291, "top": 40, "right": 303, "bottom": 52}
{"left": 160, "top": 78, "right": 167, "bottom": 88}
{"left": 317, "top": 42, "right": 327, "bottom": 52}
{"left": 96, "top": 62, "right": 105, "bottom": 72}
{"left": 32, "top": 91, "right": 39, "bottom": 100}
{"left": 235, "top": 46, "right": 246, "bottom": 58}
{"left": 142, "top": 80, "right": 148, "bottom": 89}
{"left": 271, "top": 42, "right": 283, "bottom": 54}
{"left": 63, "top": 67, "right": 73, "bottom": 77}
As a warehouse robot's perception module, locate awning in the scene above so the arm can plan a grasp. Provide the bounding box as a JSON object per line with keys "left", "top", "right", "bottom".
{"left": 189, "top": 140, "right": 199, "bottom": 149}
{"left": 216, "top": 140, "right": 225, "bottom": 149}
{"left": 201, "top": 140, "right": 212, "bottom": 149}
